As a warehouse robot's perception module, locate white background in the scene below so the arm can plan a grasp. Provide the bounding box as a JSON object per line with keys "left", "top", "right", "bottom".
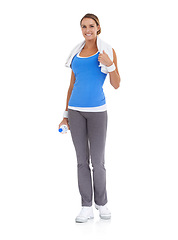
{"left": 0, "top": 0, "right": 178, "bottom": 239}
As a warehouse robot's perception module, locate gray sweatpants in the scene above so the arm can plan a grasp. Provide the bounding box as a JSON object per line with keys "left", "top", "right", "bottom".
{"left": 68, "top": 109, "right": 108, "bottom": 207}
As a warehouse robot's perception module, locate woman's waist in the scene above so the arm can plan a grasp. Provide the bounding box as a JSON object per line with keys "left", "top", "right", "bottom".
{"left": 68, "top": 103, "right": 107, "bottom": 112}
{"left": 69, "top": 90, "right": 106, "bottom": 107}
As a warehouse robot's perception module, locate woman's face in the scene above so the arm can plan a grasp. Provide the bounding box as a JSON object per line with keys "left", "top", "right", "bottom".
{"left": 81, "top": 18, "right": 100, "bottom": 41}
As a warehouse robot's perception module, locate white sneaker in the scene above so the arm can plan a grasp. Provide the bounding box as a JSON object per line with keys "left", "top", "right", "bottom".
{"left": 75, "top": 206, "right": 94, "bottom": 223}
{"left": 95, "top": 204, "right": 111, "bottom": 220}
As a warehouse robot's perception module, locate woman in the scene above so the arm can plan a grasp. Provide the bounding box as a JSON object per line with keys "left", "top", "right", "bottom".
{"left": 58, "top": 13, "right": 121, "bottom": 223}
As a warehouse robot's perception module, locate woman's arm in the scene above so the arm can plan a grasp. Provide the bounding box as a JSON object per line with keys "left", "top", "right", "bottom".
{"left": 98, "top": 48, "right": 121, "bottom": 89}
{"left": 64, "top": 70, "right": 75, "bottom": 113}
{"left": 58, "top": 70, "right": 75, "bottom": 130}
{"left": 108, "top": 48, "right": 121, "bottom": 89}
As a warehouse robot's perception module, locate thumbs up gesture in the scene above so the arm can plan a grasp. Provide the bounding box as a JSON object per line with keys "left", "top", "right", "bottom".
{"left": 98, "top": 50, "right": 113, "bottom": 67}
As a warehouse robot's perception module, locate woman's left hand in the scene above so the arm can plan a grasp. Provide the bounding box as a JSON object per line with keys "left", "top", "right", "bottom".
{"left": 98, "top": 50, "right": 113, "bottom": 67}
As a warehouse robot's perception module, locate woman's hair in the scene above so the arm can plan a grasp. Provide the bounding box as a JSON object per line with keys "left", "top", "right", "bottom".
{"left": 80, "top": 13, "right": 101, "bottom": 35}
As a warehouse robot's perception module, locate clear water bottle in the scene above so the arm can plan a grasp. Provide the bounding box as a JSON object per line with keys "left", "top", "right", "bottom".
{"left": 58, "top": 124, "right": 68, "bottom": 134}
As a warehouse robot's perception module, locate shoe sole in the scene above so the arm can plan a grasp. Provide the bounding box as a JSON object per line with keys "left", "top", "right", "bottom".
{"left": 75, "top": 217, "right": 94, "bottom": 223}
{"left": 100, "top": 214, "right": 111, "bottom": 220}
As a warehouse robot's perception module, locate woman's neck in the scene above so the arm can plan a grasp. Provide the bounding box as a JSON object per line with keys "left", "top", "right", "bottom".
{"left": 84, "top": 38, "right": 97, "bottom": 49}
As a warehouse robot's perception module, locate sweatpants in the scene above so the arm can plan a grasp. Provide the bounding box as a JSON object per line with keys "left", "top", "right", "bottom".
{"left": 68, "top": 109, "right": 108, "bottom": 207}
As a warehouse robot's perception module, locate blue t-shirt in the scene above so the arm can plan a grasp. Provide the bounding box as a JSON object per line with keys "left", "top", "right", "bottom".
{"left": 68, "top": 52, "right": 107, "bottom": 108}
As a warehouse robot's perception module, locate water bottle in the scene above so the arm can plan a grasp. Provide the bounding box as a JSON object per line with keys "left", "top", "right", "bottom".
{"left": 58, "top": 124, "right": 68, "bottom": 134}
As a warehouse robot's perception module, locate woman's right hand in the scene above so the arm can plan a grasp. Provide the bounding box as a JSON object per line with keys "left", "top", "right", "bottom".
{"left": 58, "top": 118, "right": 70, "bottom": 131}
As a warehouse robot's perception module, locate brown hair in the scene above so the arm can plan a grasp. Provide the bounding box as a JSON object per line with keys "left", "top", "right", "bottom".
{"left": 80, "top": 13, "right": 101, "bottom": 35}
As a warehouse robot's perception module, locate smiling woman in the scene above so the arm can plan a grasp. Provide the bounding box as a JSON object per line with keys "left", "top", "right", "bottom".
{"left": 59, "top": 13, "right": 121, "bottom": 223}
{"left": 80, "top": 13, "right": 101, "bottom": 35}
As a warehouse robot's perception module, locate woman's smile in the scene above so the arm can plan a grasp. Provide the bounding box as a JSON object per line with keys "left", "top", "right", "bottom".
{"left": 85, "top": 33, "right": 92, "bottom": 36}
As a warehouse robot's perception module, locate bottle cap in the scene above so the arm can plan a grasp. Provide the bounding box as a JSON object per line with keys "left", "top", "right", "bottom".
{"left": 58, "top": 128, "right": 62, "bottom": 132}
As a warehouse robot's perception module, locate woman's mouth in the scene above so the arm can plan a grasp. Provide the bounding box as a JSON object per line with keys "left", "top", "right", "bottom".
{"left": 85, "top": 33, "right": 92, "bottom": 36}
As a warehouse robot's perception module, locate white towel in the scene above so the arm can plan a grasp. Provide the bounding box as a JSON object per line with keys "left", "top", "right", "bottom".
{"left": 65, "top": 36, "right": 113, "bottom": 74}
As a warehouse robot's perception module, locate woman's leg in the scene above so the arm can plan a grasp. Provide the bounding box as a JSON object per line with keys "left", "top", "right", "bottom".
{"left": 85, "top": 111, "right": 108, "bottom": 206}
{"left": 68, "top": 109, "right": 93, "bottom": 206}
